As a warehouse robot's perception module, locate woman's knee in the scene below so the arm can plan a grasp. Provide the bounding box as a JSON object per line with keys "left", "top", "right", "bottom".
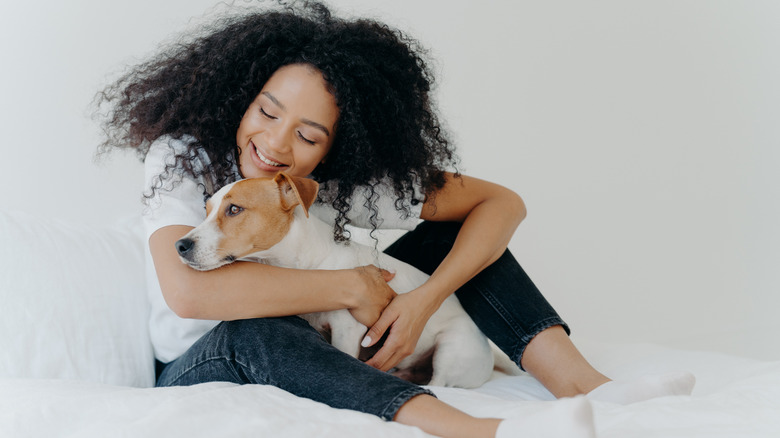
{"left": 184, "top": 317, "right": 326, "bottom": 385}
{"left": 216, "top": 316, "right": 320, "bottom": 350}
{"left": 384, "top": 221, "right": 462, "bottom": 274}
{"left": 415, "top": 221, "right": 462, "bottom": 245}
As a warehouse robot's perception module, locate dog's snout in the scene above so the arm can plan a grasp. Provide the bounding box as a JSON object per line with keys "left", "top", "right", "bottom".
{"left": 176, "top": 238, "right": 195, "bottom": 257}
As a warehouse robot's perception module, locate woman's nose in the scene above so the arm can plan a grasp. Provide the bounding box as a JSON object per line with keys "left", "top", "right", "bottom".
{"left": 265, "top": 126, "right": 292, "bottom": 154}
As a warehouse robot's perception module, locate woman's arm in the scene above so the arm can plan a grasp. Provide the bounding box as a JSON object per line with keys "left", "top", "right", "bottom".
{"left": 364, "top": 172, "right": 526, "bottom": 370}
{"left": 150, "top": 225, "right": 396, "bottom": 326}
{"left": 416, "top": 173, "right": 526, "bottom": 303}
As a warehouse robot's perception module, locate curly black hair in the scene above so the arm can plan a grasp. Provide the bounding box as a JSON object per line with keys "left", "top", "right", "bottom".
{"left": 95, "top": 0, "right": 458, "bottom": 241}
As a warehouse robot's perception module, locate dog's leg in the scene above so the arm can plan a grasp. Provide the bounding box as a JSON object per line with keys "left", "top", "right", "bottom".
{"left": 427, "top": 316, "right": 494, "bottom": 388}
{"left": 327, "top": 310, "right": 367, "bottom": 358}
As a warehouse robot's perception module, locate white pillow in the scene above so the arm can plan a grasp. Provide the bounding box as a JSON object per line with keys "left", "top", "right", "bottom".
{"left": 0, "top": 210, "right": 155, "bottom": 387}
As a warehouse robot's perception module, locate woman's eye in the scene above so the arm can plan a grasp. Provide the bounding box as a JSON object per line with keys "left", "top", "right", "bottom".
{"left": 259, "top": 107, "right": 277, "bottom": 120}
{"left": 297, "top": 131, "right": 315, "bottom": 145}
{"left": 226, "top": 204, "right": 244, "bottom": 216}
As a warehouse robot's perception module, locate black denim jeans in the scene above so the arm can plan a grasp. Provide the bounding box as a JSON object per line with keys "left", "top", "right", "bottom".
{"left": 157, "top": 221, "right": 568, "bottom": 420}
{"left": 156, "top": 316, "right": 432, "bottom": 420}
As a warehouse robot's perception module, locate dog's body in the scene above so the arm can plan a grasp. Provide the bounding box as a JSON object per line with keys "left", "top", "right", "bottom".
{"left": 176, "top": 173, "right": 516, "bottom": 388}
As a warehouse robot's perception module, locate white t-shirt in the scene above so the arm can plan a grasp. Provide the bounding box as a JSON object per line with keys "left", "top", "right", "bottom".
{"left": 143, "top": 136, "right": 424, "bottom": 362}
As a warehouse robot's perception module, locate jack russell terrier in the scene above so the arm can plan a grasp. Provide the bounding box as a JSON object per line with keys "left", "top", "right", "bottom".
{"left": 175, "top": 173, "right": 519, "bottom": 388}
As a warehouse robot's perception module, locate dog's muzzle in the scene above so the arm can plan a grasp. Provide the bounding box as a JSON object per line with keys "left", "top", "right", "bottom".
{"left": 175, "top": 238, "right": 195, "bottom": 259}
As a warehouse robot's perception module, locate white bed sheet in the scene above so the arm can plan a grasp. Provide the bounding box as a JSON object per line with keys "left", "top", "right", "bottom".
{"left": 2, "top": 341, "right": 778, "bottom": 438}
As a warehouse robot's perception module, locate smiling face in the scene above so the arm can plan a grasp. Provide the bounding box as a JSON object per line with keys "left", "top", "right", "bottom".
{"left": 236, "top": 64, "right": 339, "bottom": 179}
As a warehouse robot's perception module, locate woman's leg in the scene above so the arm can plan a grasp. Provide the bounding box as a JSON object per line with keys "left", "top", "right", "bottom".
{"left": 156, "top": 316, "right": 497, "bottom": 437}
{"left": 156, "top": 314, "right": 595, "bottom": 437}
{"left": 396, "top": 394, "right": 595, "bottom": 438}
{"left": 156, "top": 316, "right": 432, "bottom": 419}
{"left": 520, "top": 325, "right": 609, "bottom": 397}
{"left": 396, "top": 395, "right": 500, "bottom": 438}
{"left": 385, "top": 221, "right": 695, "bottom": 403}
{"left": 383, "top": 221, "right": 609, "bottom": 398}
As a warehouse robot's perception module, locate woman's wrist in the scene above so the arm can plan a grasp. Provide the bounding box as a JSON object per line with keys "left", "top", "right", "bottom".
{"left": 333, "top": 267, "right": 387, "bottom": 310}
{"left": 337, "top": 268, "right": 364, "bottom": 309}
{"left": 409, "top": 281, "right": 449, "bottom": 316}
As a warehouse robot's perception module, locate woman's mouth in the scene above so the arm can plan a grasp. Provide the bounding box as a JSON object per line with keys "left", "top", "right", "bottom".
{"left": 251, "top": 142, "right": 288, "bottom": 169}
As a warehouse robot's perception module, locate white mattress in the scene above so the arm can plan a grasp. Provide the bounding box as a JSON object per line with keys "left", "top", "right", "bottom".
{"left": 3, "top": 340, "right": 778, "bottom": 438}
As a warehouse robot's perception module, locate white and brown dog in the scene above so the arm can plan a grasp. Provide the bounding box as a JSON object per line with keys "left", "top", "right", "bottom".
{"left": 176, "top": 173, "right": 518, "bottom": 388}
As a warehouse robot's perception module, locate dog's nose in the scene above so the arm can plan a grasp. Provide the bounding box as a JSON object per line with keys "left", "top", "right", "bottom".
{"left": 175, "top": 238, "right": 195, "bottom": 256}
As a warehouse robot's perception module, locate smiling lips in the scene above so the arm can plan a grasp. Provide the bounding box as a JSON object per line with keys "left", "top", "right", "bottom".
{"left": 252, "top": 141, "right": 287, "bottom": 168}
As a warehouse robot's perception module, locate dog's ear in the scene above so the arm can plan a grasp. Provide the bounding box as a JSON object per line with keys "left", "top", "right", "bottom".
{"left": 274, "top": 172, "right": 320, "bottom": 218}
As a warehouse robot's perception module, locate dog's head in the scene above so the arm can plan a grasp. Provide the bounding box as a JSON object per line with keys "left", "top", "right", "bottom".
{"left": 175, "top": 172, "right": 319, "bottom": 271}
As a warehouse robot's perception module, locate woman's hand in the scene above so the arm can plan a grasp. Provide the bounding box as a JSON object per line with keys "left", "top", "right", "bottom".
{"left": 346, "top": 265, "right": 397, "bottom": 328}
{"left": 362, "top": 289, "right": 439, "bottom": 372}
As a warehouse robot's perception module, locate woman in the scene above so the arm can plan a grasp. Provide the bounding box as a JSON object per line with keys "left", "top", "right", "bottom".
{"left": 97, "top": 2, "right": 692, "bottom": 437}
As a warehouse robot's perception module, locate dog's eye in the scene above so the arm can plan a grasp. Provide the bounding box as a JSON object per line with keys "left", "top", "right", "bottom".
{"left": 226, "top": 204, "right": 244, "bottom": 217}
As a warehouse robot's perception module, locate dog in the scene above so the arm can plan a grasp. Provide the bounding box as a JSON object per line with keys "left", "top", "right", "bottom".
{"left": 175, "top": 172, "right": 519, "bottom": 388}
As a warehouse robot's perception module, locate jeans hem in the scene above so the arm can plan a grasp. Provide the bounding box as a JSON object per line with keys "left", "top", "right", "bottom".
{"left": 377, "top": 386, "right": 436, "bottom": 421}
{"left": 514, "top": 317, "right": 571, "bottom": 372}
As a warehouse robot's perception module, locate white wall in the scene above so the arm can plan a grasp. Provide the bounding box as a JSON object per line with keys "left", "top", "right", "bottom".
{"left": 2, "top": 0, "right": 778, "bottom": 359}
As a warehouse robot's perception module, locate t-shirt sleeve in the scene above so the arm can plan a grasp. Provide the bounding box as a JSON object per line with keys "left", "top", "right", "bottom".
{"left": 142, "top": 138, "right": 208, "bottom": 240}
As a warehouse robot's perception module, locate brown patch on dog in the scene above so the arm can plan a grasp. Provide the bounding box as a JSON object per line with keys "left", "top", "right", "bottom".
{"left": 210, "top": 179, "right": 295, "bottom": 259}
{"left": 274, "top": 173, "right": 319, "bottom": 217}
{"left": 202, "top": 175, "right": 321, "bottom": 262}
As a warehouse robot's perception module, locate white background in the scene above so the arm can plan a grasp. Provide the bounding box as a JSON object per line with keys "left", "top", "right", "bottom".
{"left": 1, "top": 0, "right": 778, "bottom": 359}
